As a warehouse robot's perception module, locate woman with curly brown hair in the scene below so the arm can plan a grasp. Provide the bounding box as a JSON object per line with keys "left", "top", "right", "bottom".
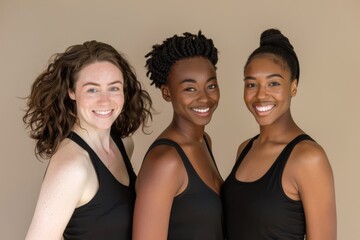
{"left": 23, "top": 40, "right": 152, "bottom": 240}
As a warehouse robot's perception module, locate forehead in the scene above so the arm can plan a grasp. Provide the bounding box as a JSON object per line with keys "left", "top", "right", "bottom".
{"left": 245, "top": 55, "right": 290, "bottom": 76}
{"left": 76, "top": 61, "right": 123, "bottom": 82}
{"left": 168, "top": 57, "right": 216, "bottom": 81}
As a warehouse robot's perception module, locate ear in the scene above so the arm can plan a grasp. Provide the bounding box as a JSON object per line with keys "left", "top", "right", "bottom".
{"left": 68, "top": 89, "right": 76, "bottom": 100}
{"left": 291, "top": 80, "right": 298, "bottom": 97}
{"left": 161, "top": 85, "right": 171, "bottom": 102}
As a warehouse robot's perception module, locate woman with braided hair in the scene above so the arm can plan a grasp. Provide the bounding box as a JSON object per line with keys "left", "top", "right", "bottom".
{"left": 222, "top": 28, "right": 336, "bottom": 239}
{"left": 23, "top": 40, "right": 152, "bottom": 240}
{"left": 133, "top": 31, "right": 224, "bottom": 240}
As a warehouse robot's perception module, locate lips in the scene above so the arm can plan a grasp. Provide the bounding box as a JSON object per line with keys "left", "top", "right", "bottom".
{"left": 192, "top": 107, "right": 210, "bottom": 113}
{"left": 93, "top": 109, "right": 113, "bottom": 116}
{"left": 255, "top": 104, "right": 275, "bottom": 112}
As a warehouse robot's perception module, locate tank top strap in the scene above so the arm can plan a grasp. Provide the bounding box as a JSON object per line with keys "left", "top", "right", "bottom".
{"left": 272, "top": 134, "right": 315, "bottom": 180}
{"left": 278, "top": 134, "right": 314, "bottom": 164}
{"left": 203, "top": 136, "right": 222, "bottom": 179}
{"left": 110, "top": 128, "right": 136, "bottom": 185}
{"left": 67, "top": 131, "right": 100, "bottom": 175}
{"left": 147, "top": 138, "right": 197, "bottom": 176}
{"left": 231, "top": 135, "right": 259, "bottom": 175}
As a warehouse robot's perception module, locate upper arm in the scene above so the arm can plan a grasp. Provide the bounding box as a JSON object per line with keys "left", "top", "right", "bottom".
{"left": 133, "top": 146, "right": 184, "bottom": 240}
{"left": 25, "top": 148, "right": 90, "bottom": 240}
{"left": 293, "top": 142, "right": 336, "bottom": 240}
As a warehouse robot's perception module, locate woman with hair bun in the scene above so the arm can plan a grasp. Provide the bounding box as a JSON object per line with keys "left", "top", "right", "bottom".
{"left": 222, "top": 29, "right": 336, "bottom": 239}
{"left": 23, "top": 40, "right": 152, "bottom": 240}
{"left": 133, "top": 31, "right": 224, "bottom": 240}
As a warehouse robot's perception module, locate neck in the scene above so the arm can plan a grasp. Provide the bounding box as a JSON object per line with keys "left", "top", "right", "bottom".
{"left": 167, "top": 118, "right": 205, "bottom": 143}
{"left": 258, "top": 112, "right": 303, "bottom": 144}
{"left": 72, "top": 124, "right": 112, "bottom": 153}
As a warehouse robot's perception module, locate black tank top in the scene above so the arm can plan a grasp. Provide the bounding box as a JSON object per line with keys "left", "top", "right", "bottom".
{"left": 222, "top": 134, "right": 313, "bottom": 240}
{"left": 147, "top": 138, "right": 224, "bottom": 240}
{"left": 63, "top": 129, "right": 136, "bottom": 240}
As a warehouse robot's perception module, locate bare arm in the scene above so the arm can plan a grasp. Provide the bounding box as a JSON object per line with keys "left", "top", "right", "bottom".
{"left": 294, "top": 142, "right": 337, "bottom": 240}
{"left": 25, "top": 144, "right": 91, "bottom": 240}
{"left": 132, "top": 146, "right": 185, "bottom": 240}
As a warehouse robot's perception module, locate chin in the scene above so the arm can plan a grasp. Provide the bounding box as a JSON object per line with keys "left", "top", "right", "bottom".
{"left": 253, "top": 117, "right": 270, "bottom": 126}
{"left": 197, "top": 118, "right": 212, "bottom": 127}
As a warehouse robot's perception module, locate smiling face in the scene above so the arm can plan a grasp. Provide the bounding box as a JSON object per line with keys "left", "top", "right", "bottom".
{"left": 68, "top": 61, "right": 124, "bottom": 132}
{"left": 161, "top": 56, "right": 220, "bottom": 127}
{"left": 243, "top": 55, "right": 297, "bottom": 127}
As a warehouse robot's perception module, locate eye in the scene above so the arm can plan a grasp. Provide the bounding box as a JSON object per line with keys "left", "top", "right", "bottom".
{"left": 87, "top": 88, "right": 98, "bottom": 93}
{"left": 269, "top": 81, "right": 280, "bottom": 87}
{"left": 208, "top": 84, "right": 218, "bottom": 90}
{"left": 245, "top": 82, "right": 256, "bottom": 88}
{"left": 184, "top": 87, "right": 196, "bottom": 92}
{"left": 109, "top": 86, "right": 121, "bottom": 92}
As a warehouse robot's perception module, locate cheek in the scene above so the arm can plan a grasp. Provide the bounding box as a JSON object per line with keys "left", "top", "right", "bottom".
{"left": 211, "top": 90, "right": 220, "bottom": 102}
{"left": 243, "top": 90, "right": 253, "bottom": 103}
{"left": 277, "top": 89, "right": 292, "bottom": 100}
{"left": 114, "top": 94, "right": 125, "bottom": 106}
{"left": 75, "top": 97, "right": 91, "bottom": 110}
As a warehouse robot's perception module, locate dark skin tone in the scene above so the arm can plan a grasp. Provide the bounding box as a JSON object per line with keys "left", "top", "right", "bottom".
{"left": 236, "top": 55, "right": 336, "bottom": 240}
{"left": 133, "top": 56, "right": 222, "bottom": 240}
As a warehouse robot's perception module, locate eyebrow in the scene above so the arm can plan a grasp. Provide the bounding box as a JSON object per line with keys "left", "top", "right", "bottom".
{"left": 179, "top": 76, "right": 217, "bottom": 84}
{"left": 244, "top": 73, "right": 284, "bottom": 81}
{"left": 82, "top": 80, "right": 123, "bottom": 87}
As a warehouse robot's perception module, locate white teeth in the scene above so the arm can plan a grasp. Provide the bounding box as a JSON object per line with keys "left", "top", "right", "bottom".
{"left": 193, "top": 107, "right": 210, "bottom": 113}
{"left": 256, "top": 105, "right": 274, "bottom": 112}
{"left": 94, "top": 110, "right": 112, "bottom": 115}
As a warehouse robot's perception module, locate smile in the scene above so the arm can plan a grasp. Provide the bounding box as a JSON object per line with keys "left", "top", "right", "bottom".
{"left": 93, "top": 110, "right": 112, "bottom": 115}
{"left": 192, "top": 107, "right": 210, "bottom": 113}
{"left": 255, "top": 105, "right": 275, "bottom": 112}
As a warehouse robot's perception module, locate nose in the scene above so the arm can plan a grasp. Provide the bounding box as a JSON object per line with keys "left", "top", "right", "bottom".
{"left": 197, "top": 89, "right": 211, "bottom": 103}
{"left": 98, "top": 91, "right": 110, "bottom": 104}
{"left": 256, "top": 85, "right": 268, "bottom": 99}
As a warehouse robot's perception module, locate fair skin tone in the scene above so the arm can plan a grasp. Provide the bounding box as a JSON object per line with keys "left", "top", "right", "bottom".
{"left": 133, "top": 57, "right": 223, "bottom": 240}
{"left": 25, "top": 61, "right": 134, "bottom": 240}
{"left": 236, "top": 55, "right": 336, "bottom": 240}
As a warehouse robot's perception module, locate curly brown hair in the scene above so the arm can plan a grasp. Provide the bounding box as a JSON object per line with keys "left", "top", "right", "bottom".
{"left": 23, "top": 40, "right": 152, "bottom": 159}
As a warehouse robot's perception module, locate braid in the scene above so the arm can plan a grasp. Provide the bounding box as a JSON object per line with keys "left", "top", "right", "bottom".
{"left": 145, "top": 31, "right": 218, "bottom": 88}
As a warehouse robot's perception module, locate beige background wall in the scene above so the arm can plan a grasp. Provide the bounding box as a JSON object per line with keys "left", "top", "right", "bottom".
{"left": 1, "top": 0, "right": 359, "bottom": 239}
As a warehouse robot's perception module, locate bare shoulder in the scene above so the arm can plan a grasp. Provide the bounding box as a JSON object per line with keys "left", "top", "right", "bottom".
{"left": 289, "top": 139, "right": 334, "bottom": 187}
{"left": 46, "top": 138, "right": 92, "bottom": 184}
{"left": 136, "top": 143, "right": 185, "bottom": 193}
{"left": 290, "top": 139, "right": 330, "bottom": 168}
{"left": 140, "top": 144, "right": 184, "bottom": 177}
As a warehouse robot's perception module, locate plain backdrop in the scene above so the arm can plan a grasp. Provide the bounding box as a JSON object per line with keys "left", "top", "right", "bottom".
{"left": 1, "top": 0, "right": 359, "bottom": 239}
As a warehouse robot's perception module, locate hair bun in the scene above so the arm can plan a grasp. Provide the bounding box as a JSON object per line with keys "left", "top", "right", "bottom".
{"left": 260, "top": 28, "right": 294, "bottom": 51}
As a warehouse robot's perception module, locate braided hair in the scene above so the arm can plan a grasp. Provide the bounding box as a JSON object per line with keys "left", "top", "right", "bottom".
{"left": 145, "top": 31, "right": 218, "bottom": 88}
{"left": 244, "top": 28, "right": 300, "bottom": 83}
